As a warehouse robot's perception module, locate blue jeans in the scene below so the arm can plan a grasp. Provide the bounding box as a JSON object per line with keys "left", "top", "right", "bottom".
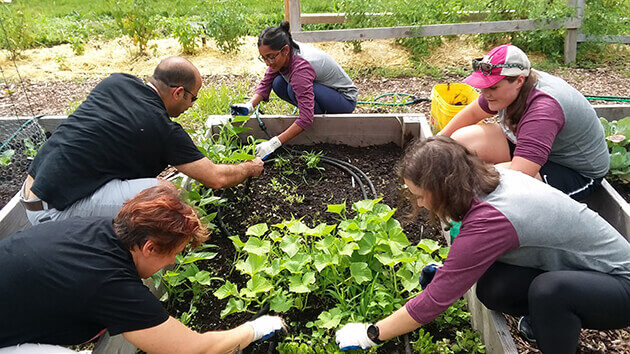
{"left": 272, "top": 76, "right": 356, "bottom": 114}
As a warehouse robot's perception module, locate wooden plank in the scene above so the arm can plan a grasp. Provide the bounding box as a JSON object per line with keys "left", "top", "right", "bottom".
{"left": 563, "top": 0, "right": 583, "bottom": 63}
{"left": 0, "top": 192, "right": 29, "bottom": 240}
{"left": 292, "top": 18, "right": 581, "bottom": 42}
{"left": 288, "top": 0, "right": 302, "bottom": 32}
{"left": 593, "top": 105, "right": 630, "bottom": 121}
{"left": 284, "top": 0, "right": 290, "bottom": 23}
{"left": 577, "top": 34, "right": 630, "bottom": 44}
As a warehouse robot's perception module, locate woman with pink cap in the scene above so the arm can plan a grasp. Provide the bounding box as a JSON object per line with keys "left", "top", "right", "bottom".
{"left": 439, "top": 44, "right": 608, "bottom": 200}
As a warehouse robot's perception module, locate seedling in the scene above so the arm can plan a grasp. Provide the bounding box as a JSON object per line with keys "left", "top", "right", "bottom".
{"left": 0, "top": 149, "right": 15, "bottom": 167}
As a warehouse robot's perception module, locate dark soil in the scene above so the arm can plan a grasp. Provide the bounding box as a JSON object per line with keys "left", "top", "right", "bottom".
{"left": 609, "top": 179, "right": 630, "bottom": 203}
{"left": 166, "top": 143, "right": 446, "bottom": 353}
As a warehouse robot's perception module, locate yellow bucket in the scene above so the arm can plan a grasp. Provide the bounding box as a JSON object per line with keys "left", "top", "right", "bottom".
{"left": 429, "top": 83, "right": 479, "bottom": 134}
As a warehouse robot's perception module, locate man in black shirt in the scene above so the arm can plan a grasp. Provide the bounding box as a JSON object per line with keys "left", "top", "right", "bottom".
{"left": 0, "top": 183, "right": 284, "bottom": 353}
{"left": 21, "top": 56, "right": 263, "bottom": 225}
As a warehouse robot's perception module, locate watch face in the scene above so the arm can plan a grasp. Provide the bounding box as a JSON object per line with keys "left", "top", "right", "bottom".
{"left": 367, "top": 324, "right": 380, "bottom": 341}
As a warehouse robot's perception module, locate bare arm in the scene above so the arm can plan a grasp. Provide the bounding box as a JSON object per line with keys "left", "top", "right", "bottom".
{"left": 175, "top": 157, "right": 263, "bottom": 189}
{"left": 277, "top": 122, "right": 304, "bottom": 144}
{"left": 249, "top": 94, "right": 265, "bottom": 110}
{"left": 123, "top": 316, "right": 254, "bottom": 354}
{"left": 438, "top": 98, "right": 494, "bottom": 137}
{"left": 497, "top": 157, "right": 543, "bottom": 180}
{"left": 374, "top": 307, "right": 422, "bottom": 341}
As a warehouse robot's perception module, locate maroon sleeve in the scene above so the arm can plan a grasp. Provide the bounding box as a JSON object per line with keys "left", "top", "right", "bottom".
{"left": 405, "top": 199, "right": 519, "bottom": 324}
{"left": 254, "top": 67, "right": 280, "bottom": 99}
{"left": 288, "top": 57, "right": 317, "bottom": 130}
{"left": 513, "top": 91, "right": 565, "bottom": 166}
{"left": 477, "top": 96, "right": 497, "bottom": 115}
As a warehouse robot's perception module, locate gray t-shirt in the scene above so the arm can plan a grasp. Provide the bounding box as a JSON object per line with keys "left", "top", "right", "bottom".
{"left": 479, "top": 70, "right": 609, "bottom": 178}
{"left": 405, "top": 168, "right": 630, "bottom": 325}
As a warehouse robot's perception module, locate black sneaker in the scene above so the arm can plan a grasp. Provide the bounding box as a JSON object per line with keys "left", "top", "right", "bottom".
{"left": 517, "top": 316, "right": 537, "bottom": 343}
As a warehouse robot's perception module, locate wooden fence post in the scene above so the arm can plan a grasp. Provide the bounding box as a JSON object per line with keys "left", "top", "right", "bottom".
{"left": 564, "top": 0, "right": 584, "bottom": 63}
{"left": 288, "top": 0, "right": 302, "bottom": 32}
{"left": 284, "top": 0, "right": 290, "bottom": 23}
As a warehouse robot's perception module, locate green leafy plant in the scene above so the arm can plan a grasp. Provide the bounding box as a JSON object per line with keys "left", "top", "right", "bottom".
{"left": 0, "top": 6, "right": 36, "bottom": 60}
{"left": 203, "top": 0, "right": 248, "bottom": 54}
{"left": 216, "top": 199, "right": 447, "bottom": 348}
{"left": 301, "top": 151, "right": 325, "bottom": 171}
{"left": 412, "top": 328, "right": 438, "bottom": 354}
{"left": 0, "top": 149, "right": 15, "bottom": 167}
{"left": 600, "top": 117, "right": 630, "bottom": 182}
{"left": 22, "top": 138, "right": 40, "bottom": 160}
{"left": 433, "top": 299, "right": 471, "bottom": 331}
{"left": 108, "top": 0, "right": 159, "bottom": 56}
{"left": 164, "top": 17, "right": 204, "bottom": 54}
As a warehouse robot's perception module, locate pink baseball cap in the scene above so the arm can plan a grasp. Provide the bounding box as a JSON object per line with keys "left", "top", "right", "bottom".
{"left": 463, "top": 44, "right": 531, "bottom": 88}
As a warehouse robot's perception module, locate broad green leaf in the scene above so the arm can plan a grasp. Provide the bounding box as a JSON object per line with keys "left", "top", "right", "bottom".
{"left": 438, "top": 247, "right": 450, "bottom": 259}
{"left": 353, "top": 198, "right": 382, "bottom": 213}
{"left": 338, "top": 241, "right": 358, "bottom": 257}
{"left": 338, "top": 220, "right": 360, "bottom": 231}
{"left": 338, "top": 229, "right": 363, "bottom": 242}
{"left": 378, "top": 209, "right": 396, "bottom": 222}
{"left": 214, "top": 281, "right": 238, "bottom": 299}
{"left": 616, "top": 116, "right": 630, "bottom": 138}
{"left": 394, "top": 251, "right": 417, "bottom": 264}
{"left": 232, "top": 115, "right": 250, "bottom": 123}
{"left": 235, "top": 254, "right": 267, "bottom": 276}
{"left": 287, "top": 220, "right": 311, "bottom": 234}
{"left": 375, "top": 253, "right": 396, "bottom": 267}
{"left": 198, "top": 196, "right": 223, "bottom": 207}
{"left": 315, "top": 235, "right": 335, "bottom": 251}
{"left": 243, "top": 237, "right": 271, "bottom": 256}
{"left": 280, "top": 234, "right": 301, "bottom": 258}
{"left": 309, "top": 223, "right": 335, "bottom": 236}
{"left": 289, "top": 272, "right": 316, "bottom": 293}
{"left": 418, "top": 239, "right": 441, "bottom": 254}
{"left": 265, "top": 258, "right": 282, "bottom": 276}
{"left": 387, "top": 228, "right": 410, "bottom": 256}
{"left": 268, "top": 230, "right": 282, "bottom": 242}
{"left": 316, "top": 307, "right": 343, "bottom": 329}
{"left": 357, "top": 231, "right": 376, "bottom": 255}
{"left": 188, "top": 270, "right": 216, "bottom": 285}
{"left": 350, "top": 262, "right": 371, "bottom": 284}
{"left": 326, "top": 202, "right": 346, "bottom": 214}
{"left": 241, "top": 274, "right": 273, "bottom": 297}
{"left": 229, "top": 236, "right": 245, "bottom": 249}
{"left": 246, "top": 223, "right": 269, "bottom": 237}
{"left": 181, "top": 251, "right": 217, "bottom": 264}
{"left": 270, "top": 292, "right": 294, "bottom": 313}
{"left": 220, "top": 298, "right": 246, "bottom": 318}
{"left": 313, "top": 253, "right": 336, "bottom": 272}
{"left": 397, "top": 268, "right": 419, "bottom": 292}
{"left": 284, "top": 252, "right": 311, "bottom": 274}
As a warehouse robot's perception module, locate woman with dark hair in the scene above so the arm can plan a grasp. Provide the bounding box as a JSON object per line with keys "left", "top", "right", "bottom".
{"left": 0, "top": 182, "right": 285, "bottom": 354}
{"left": 231, "top": 21, "right": 358, "bottom": 159}
{"left": 334, "top": 136, "right": 630, "bottom": 354}
{"left": 439, "top": 44, "right": 608, "bottom": 200}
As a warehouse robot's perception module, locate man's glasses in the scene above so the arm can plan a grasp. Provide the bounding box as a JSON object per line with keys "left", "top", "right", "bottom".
{"left": 258, "top": 50, "right": 283, "bottom": 64}
{"left": 472, "top": 58, "right": 525, "bottom": 76}
{"left": 169, "top": 84, "right": 197, "bottom": 102}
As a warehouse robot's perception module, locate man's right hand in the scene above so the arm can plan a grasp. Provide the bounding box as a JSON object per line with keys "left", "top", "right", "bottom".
{"left": 247, "top": 157, "right": 264, "bottom": 177}
{"left": 230, "top": 102, "right": 254, "bottom": 116}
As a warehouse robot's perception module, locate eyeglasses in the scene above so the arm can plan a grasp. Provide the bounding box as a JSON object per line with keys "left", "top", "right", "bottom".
{"left": 472, "top": 58, "right": 525, "bottom": 76}
{"left": 169, "top": 84, "right": 198, "bottom": 102}
{"left": 258, "top": 50, "right": 283, "bottom": 64}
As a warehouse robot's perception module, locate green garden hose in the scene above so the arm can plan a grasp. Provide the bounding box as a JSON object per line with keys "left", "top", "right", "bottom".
{"left": 357, "top": 92, "right": 430, "bottom": 106}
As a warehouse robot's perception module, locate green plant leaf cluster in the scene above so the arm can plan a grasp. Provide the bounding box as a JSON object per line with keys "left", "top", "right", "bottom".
{"left": 217, "top": 198, "right": 448, "bottom": 348}
{"left": 108, "top": 0, "right": 159, "bottom": 56}
{"left": 600, "top": 117, "right": 630, "bottom": 182}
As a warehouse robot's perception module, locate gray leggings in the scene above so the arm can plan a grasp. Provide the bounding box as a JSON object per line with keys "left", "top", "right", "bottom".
{"left": 476, "top": 262, "right": 630, "bottom": 354}
{"left": 22, "top": 178, "right": 158, "bottom": 225}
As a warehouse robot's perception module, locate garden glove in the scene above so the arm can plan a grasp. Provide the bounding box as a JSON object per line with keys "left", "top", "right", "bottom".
{"left": 247, "top": 315, "right": 287, "bottom": 342}
{"left": 255, "top": 136, "right": 282, "bottom": 160}
{"left": 335, "top": 323, "right": 376, "bottom": 350}
{"left": 419, "top": 263, "right": 440, "bottom": 290}
{"left": 230, "top": 102, "right": 254, "bottom": 116}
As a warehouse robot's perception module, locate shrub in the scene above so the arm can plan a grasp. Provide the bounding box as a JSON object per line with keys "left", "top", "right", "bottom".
{"left": 0, "top": 6, "right": 36, "bottom": 59}
{"left": 203, "top": 0, "right": 248, "bottom": 54}
{"left": 108, "top": 0, "right": 159, "bottom": 56}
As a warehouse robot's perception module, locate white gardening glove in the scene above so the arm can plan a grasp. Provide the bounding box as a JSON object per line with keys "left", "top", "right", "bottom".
{"left": 246, "top": 315, "right": 286, "bottom": 342}
{"left": 335, "top": 323, "right": 376, "bottom": 350}
{"left": 255, "top": 136, "right": 282, "bottom": 160}
{"left": 230, "top": 101, "right": 254, "bottom": 116}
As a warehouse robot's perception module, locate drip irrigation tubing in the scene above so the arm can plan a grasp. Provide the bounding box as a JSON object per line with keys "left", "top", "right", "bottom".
{"left": 584, "top": 95, "right": 630, "bottom": 103}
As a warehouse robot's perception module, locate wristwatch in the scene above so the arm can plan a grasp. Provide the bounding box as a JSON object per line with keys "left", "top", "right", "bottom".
{"left": 367, "top": 324, "right": 384, "bottom": 344}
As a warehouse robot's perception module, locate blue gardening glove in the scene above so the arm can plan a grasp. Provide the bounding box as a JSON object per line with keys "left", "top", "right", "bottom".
{"left": 230, "top": 102, "right": 254, "bottom": 116}
{"left": 247, "top": 315, "right": 287, "bottom": 342}
{"left": 335, "top": 323, "right": 376, "bottom": 350}
{"left": 419, "top": 263, "right": 440, "bottom": 290}
{"left": 255, "top": 136, "right": 282, "bottom": 160}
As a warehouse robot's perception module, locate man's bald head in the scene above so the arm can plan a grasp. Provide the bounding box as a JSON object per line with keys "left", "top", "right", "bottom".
{"left": 150, "top": 56, "right": 200, "bottom": 92}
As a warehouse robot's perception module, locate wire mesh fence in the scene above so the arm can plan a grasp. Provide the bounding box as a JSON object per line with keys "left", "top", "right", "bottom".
{"left": 0, "top": 116, "right": 46, "bottom": 207}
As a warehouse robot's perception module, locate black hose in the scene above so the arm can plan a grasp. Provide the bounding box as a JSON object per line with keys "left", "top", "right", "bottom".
{"left": 320, "top": 155, "right": 377, "bottom": 199}
{"left": 319, "top": 156, "right": 368, "bottom": 200}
